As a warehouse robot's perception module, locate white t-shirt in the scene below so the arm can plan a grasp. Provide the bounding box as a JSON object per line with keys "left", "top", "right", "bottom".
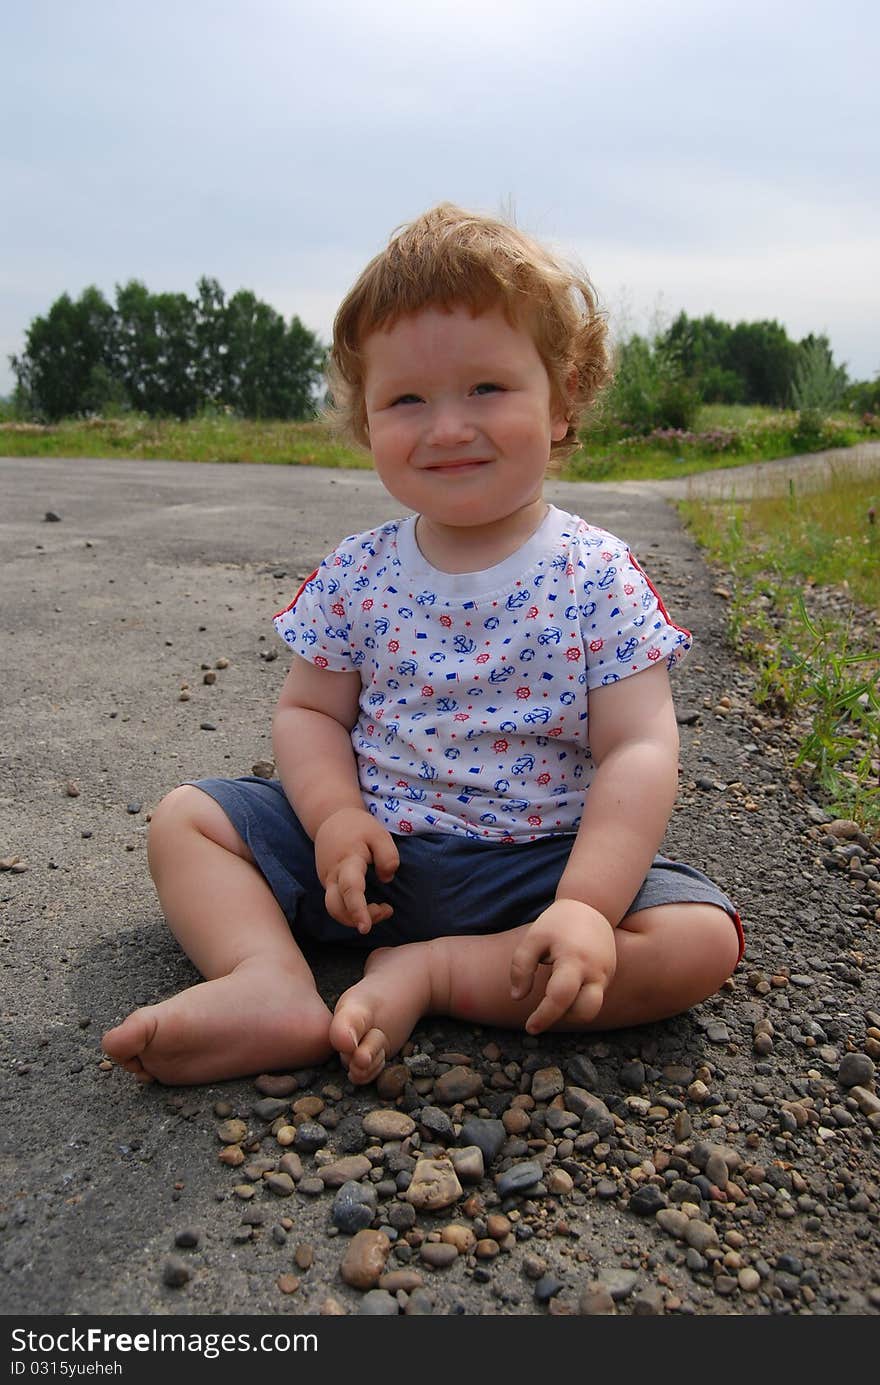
{"left": 273, "top": 505, "right": 691, "bottom": 842}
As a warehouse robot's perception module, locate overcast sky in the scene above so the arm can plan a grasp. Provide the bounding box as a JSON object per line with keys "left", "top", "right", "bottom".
{"left": 3, "top": 0, "right": 878, "bottom": 399}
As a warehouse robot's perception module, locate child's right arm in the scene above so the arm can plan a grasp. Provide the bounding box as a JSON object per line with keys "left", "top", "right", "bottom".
{"left": 272, "top": 658, "right": 399, "bottom": 934}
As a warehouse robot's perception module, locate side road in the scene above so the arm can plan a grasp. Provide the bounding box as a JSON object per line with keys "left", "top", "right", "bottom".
{"left": 1, "top": 455, "right": 878, "bottom": 1318}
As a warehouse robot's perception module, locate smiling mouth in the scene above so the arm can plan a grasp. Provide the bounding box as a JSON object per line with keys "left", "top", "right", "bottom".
{"left": 424, "top": 459, "right": 492, "bottom": 471}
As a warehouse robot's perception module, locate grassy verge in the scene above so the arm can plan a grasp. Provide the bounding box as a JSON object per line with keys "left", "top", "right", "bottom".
{"left": 564, "top": 406, "right": 878, "bottom": 482}
{"left": 679, "top": 457, "right": 880, "bottom": 834}
{"left": 1, "top": 406, "right": 877, "bottom": 481}
{"left": 0, "top": 415, "right": 371, "bottom": 468}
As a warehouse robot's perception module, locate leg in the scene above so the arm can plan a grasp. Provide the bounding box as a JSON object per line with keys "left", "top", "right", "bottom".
{"left": 101, "top": 785, "right": 334, "bottom": 1084}
{"left": 330, "top": 903, "right": 739, "bottom": 1082}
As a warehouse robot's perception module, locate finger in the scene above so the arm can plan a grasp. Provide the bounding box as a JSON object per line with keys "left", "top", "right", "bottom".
{"left": 525, "top": 960, "right": 584, "bottom": 1034}
{"left": 324, "top": 881, "right": 359, "bottom": 930}
{"left": 369, "top": 829, "right": 400, "bottom": 882}
{"left": 368, "top": 902, "right": 394, "bottom": 924}
{"left": 337, "top": 857, "right": 373, "bottom": 932}
{"left": 509, "top": 930, "right": 549, "bottom": 999}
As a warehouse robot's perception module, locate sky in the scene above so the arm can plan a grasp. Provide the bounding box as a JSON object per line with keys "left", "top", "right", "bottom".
{"left": 3, "top": 0, "right": 878, "bottom": 399}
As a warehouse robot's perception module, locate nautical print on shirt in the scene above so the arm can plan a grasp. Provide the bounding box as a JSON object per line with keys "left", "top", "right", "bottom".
{"left": 273, "top": 505, "right": 691, "bottom": 842}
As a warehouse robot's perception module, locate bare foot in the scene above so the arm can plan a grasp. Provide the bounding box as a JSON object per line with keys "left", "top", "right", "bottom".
{"left": 329, "top": 943, "right": 438, "bottom": 1084}
{"left": 101, "top": 956, "right": 334, "bottom": 1085}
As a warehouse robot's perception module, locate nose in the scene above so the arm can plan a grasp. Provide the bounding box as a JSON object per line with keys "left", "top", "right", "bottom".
{"left": 424, "top": 400, "right": 477, "bottom": 447}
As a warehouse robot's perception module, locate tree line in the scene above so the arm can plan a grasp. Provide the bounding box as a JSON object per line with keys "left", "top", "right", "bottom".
{"left": 9, "top": 286, "right": 876, "bottom": 431}
{"left": 10, "top": 278, "right": 326, "bottom": 422}
{"left": 593, "top": 311, "right": 872, "bottom": 438}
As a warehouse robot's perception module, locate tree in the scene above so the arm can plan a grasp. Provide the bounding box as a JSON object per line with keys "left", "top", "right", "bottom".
{"left": 11, "top": 287, "right": 116, "bottom": 420}
{"left": 11, "top": 280, "right": 326, "bottom": 421}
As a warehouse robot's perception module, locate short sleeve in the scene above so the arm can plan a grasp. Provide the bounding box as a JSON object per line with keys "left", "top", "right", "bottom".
{"left": 272, "top": 549, "right": 356, "bottom": 672}
{"left": 578, "top": 532, "right": 692, "bottom": 689}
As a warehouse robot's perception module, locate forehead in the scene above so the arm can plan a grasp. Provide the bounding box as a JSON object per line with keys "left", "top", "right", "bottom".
{"left": 362, "top": 303, "right": 544, "bottom": 376}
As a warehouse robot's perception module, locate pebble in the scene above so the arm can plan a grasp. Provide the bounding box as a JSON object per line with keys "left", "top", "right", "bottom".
{"left": 449, "top": 1145, "right": 485, "bottom": 1184}
{"left": 534, "top": 1273, "right": 564, "bottom": 1302}
{"left": 404, "top": 1158, "right": 463, "bottom": 1210}
{"left": 173, "top": 1229, "right": 200, "bottom": 1248}
{"left": 738, "top": 1267, "right": 761, "bottom": 1293}
{"left": 619, "top": 1059, "right": 646, "bottom": 1091}
{"left": 420, "top": 1242, "right": 459, "bottom": 1268}
{"left": 376, "top": 1065, "right": 410, "bottom": 1099}
{"left": 433, "top": 1066, "right": 484, "bottom": 1103}
{"left": 458, "top": 1117, "right": 506, "bottom": 1165}
{"left": 252, "top": 1097, "right": 291, "bottom": 1122}
{"left": 332, "top": 1180, "right": 378, "bottom": 1234}
{"left": 357, "top": 1289, "right": 399, "bottom": 1315}
{"left": 264, "top": 1173, "right": 295, "bottom": 1197}
{"left": 339, "top": 1230, "right": 391, "bottom": 1290}
{"left": 319, "top": 1155, "right": 372, "bottom": 1187}
{"left": 255, "top": 1074, "right": 298, "bottom": 1097}
{"left": 440, "top": 1224, "right": 476, "bottom": 1254}
{"left": 216, "top": 1119, "right": 247, "bottom": 1144}
{"left": 495, "top": 1160, "right": 544, "bottom": 1198}
{"left": 530, "top": 1066, "right": 564, "bottom": 1101}
{"left": 161, "top": 1257, "right": 191, "bottom": 1288}
{"left": 293, "top": 1122, "right": 327, "bottom": 1153}
{"left": 417, "top": 1105, "right": 456, "bottom": 1142}
{"left": 629, "top": 1185, "right": 667, "bottom": 1216}
{"left": 597, "top": 1268, "right": 639, "bottom": 1300}
{"left": 578, "top": 1284, "right": 617, "bottom": 1314}
{"left": 683, "top": 1219, "right": 719, "bottom": 1252}
{"left": 838, "top": 1052, "right": 875, "bottom": 1088}
{"left": 362, "top": 1110, "right": 415, "bottom": 1140}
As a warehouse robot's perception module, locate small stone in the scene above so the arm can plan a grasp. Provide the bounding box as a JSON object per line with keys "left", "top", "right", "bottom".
{"left": 357, "top": 1289, "right": 399, "bottom": 1315}
{"left": 449, "top": 1145, "right": 484, "bottom": 1184}
{"left": 738, "top": 1267, "right": 761, "bottom": 1293}
{"left": 203, "top": 670, "right": 217, "bottom": 684}
{"left": 264, "top": 1173, "right": 295, "bottom": 1197}
{"left": 838, "top": 1053, "right": 875, "bottom": 1088}
{"left": 619, "top": 1059, "right": 645, "bottom": 1091}
{"left": 458, "top": 1117, "right": 506, "bottom": 1165}
{"left": 173, "top": 1229, "right": 200, "bottom": 1249}
{"left": 578, "top": 1284, "right": 616, "bottom": 1315}
{"left": 404, "top": 1158, "right": 462, "bottom": 1211}
{"left": 420, "top": 1242, "right": 459, "bottom": 1269}
{"left": 294, "top": 1243, "right": 314, "bottom": 1270}
{"left": 362, "top": 1110, "right": 416, "bottom": 1140}
{"left": 254, "top": 1073, "right": 298, "bottom": 1097}
{"left": 417, "top": 1105, "right": 456, "bottom": 1143}
{"left": 534, "top": 1273, "right": 564, "bottom": 1302}
{"left": 277, "top": 1274, "right": 300, "bottom": 1295}
{"left": 440, "top": 1224, "right": 476, "bottom": 1254}
{"left": 656, "top": 1208, "right": 690, "bottom": 1239}
{"left": 547, "top": 1168, "right": 574, "bottom": 1196}
{"left": 216, "top": 1119, "right": 247, "bottom": 1144}
{"left": 376, "top": 1064, "right": 410, "bottom": 1100}
{"left": 380, "top": 1269, "right": 425, "bottom": 1292}
{"left": 683, "top": 1219, "right": 719, "bottom": 1252}
{"left": 199, "top": 722, "right": 217, "bottom": 732}
{"left": 293, "top": 1122, "right": 327, "bottom": 1154}
{"left": 319, "top": 1155, "right": 372, "bottom": 1187}
{"left": 218, "top": 1145, "right": 245, "bottom": 1167}
{"left": 530, "top": 1066, "right": 564, "bottom": 1102}
{"left": 432, "top": 1066, "right": 484, "bottom": 1104}
{"left": 339, "top": 1229, "right": 391, "bottom": 1290}
{"left": 495, "top": 1160, "right": 544, "bottom": 1198}
{"left": 629, "top": 1185, "right": 667, "bottom": 1217}
{"left": 161, "top": 1257, "right": 190, "bottom": 1288}
{"left": 597, "top": 1268, "right": 639, "bottom": 1300}
{"left": 332, "top": 1180, "right": 378, "bottom": 1235}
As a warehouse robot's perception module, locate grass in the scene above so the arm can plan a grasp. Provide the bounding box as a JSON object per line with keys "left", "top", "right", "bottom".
{"left": 679, "top": 457, "right": 880, "bottom": 834}
{"left": 563, "top": 406, "right": 877, "bottom": 482}
{"left": 1, "top": 405, "right": 877, "bottom": 482}
{"left": 0, "top": 414, "right": 370, "bottom": 469}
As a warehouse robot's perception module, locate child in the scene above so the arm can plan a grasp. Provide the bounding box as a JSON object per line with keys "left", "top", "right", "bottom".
{"left": 103, "top": 203, "right": 742, "bottom": 1087}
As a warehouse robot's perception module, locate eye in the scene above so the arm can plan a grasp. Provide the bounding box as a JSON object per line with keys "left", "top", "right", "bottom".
{"left": 390, "top": 393, "right": 423, "bottom": 406}
{"left": 472, "top": 382, "right": 502, "bottom": 396}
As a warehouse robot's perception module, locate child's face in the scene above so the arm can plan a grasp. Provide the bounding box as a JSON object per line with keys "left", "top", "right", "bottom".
{"left": 361, "top": 304, "right": 568, "bottom": 530}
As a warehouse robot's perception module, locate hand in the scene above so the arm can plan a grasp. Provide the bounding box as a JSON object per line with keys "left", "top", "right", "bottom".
{"left": 509, "top": 899, "right": 617, "bottom": 1034}
{"left": 313, "top": 808, "right": 400, "bottom": 934}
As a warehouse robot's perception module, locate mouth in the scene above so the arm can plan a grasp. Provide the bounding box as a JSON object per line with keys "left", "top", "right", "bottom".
{"left": 423, "top": 458, "right": 492, "bottom": 472}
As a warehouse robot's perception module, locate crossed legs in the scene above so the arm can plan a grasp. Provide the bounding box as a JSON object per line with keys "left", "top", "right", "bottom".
{"left": 102, "top": 788, "right": 740, "bottom": 1085}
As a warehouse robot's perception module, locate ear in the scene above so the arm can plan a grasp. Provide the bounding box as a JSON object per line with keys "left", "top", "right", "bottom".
{"left": 550, "top": 366, "right": 578, "bottom": 441}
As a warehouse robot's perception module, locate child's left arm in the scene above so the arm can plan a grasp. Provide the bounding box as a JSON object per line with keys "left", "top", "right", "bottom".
{"left": 510, "top": 661, "right": 680, "bottom": 1032}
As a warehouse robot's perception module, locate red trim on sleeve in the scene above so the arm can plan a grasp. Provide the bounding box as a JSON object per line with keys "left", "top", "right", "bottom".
{"left": 273, "top": 568, "right": 318, "bottom": 621}
{"left": 732, "top": 909, "right": 745, "bottom": 963}
{"left": 626, "top": 553, "right": 692, "bottom": 641}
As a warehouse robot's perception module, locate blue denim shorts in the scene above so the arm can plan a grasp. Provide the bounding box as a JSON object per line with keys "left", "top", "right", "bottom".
{"left": 190, "top": 777, "right": 743, "bottom": 959}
